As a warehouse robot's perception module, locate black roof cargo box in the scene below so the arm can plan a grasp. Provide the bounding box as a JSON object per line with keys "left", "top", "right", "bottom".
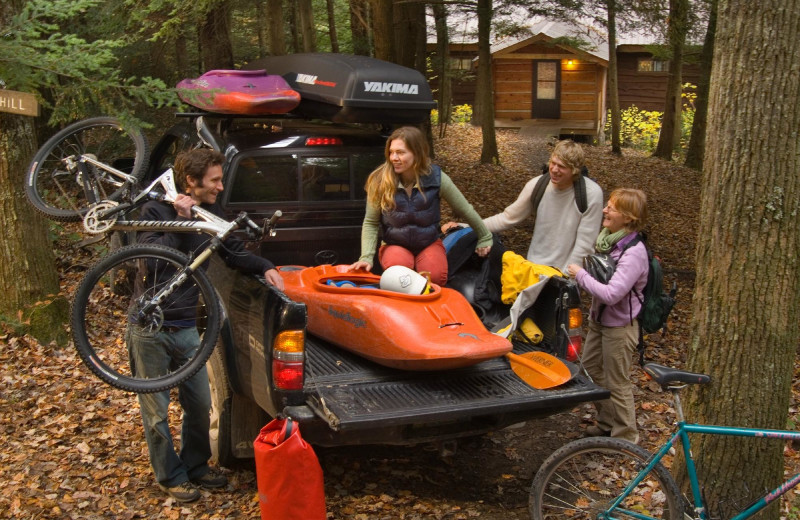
{"left": 245, "top": 53, "right": 436, "bottom": 124}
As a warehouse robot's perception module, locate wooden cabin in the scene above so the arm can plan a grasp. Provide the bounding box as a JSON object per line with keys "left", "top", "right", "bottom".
{"left": 427, "top": 20, "right": 701, "bottom": 140}
{"left": 490, "top": 22, "right": 608, "bottom": 139}
{"left": 427, "top": 42, "right": 478, "bottom": 107}
{"left": 616, "top": 44, "right": 701, "bottom": 111}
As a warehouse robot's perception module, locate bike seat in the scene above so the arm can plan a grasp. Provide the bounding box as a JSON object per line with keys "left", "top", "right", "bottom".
{"left": 643, "top": 363, "right": 711, "bottom": 388}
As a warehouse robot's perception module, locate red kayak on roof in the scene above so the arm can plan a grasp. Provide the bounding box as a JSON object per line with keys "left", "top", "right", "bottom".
{"left": 278, "top": 264, "right": 512, "bottom": 371}
{"left": 176, "top": 69, "right": 301, "bottom": 115}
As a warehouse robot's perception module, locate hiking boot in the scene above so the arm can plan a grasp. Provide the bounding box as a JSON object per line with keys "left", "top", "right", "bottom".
{"left": 191, "top": 468, "right": 228, "bottom": 489}
{"left": 586, "top": 425, "right": 611, "bottom": 437}
{"left": 158, "top": 482, "right": 201, "bottom": 503}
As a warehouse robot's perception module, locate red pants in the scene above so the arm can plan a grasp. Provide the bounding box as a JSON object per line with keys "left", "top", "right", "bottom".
{"left": 379, "top": 240, "right": 448, "bottom": 286}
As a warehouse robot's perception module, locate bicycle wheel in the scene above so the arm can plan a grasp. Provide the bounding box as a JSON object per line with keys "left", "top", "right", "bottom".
{"left": 26, "top": 116, "right": 149, "bottom": 221}
{"left": 530, "top": 437, "right": 684, "bottom": 520}
{"left": 70, "top": 244, "right": 221, "bottom": 393}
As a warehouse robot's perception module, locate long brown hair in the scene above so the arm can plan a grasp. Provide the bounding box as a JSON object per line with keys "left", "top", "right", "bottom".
{"left": 365, "top": 126, "right": 432, "bottom": 212}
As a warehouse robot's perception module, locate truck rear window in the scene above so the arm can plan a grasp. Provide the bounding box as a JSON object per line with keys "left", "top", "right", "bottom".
{"left": 227, "top": 152, "right": 382, "bottom": 204}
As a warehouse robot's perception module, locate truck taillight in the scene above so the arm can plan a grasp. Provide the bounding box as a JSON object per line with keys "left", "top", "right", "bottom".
{"left": 566, "top": 307, "right": 583, "bottom": 362}
{"left": 568, "top": 307, "right": 582, "bottom": 330}
{"left": 273, "top": 330, "right": 305, "bottom": 390}
{"left": 305, "top": 137, "right": 343, "bottom": 146}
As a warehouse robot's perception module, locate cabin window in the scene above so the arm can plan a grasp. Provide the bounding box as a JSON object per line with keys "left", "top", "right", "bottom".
{"left": 637, "top": 58, "right": 669, "bottom": 72}
{"left": 450, "top": 57, "right": 474, "bottom": 71}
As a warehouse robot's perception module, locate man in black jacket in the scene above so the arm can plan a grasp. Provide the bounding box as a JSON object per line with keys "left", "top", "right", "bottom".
{"left": 127, "top": 149, "right": 283, "bottom": 502}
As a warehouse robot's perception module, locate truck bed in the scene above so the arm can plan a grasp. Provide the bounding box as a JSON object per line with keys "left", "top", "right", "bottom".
{"left": 293, "top": 334, "right": 608, "bottom": 446}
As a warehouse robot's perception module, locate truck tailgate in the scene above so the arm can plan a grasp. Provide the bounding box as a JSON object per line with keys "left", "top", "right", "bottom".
{"left": 302, "top": 334, "right": 609, "bottom": 435}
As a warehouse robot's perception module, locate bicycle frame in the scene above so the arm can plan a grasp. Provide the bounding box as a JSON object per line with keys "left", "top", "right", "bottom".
{"left": 607, "top": 391, "right": 800, "bottom": 520}
{"left": 65, "top": 154, "right": 139, "bottom": 205}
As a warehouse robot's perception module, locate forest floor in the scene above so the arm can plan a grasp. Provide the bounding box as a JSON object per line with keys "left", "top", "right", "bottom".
{"left": 1, "top": 125, "right": 799, "bottom": 519}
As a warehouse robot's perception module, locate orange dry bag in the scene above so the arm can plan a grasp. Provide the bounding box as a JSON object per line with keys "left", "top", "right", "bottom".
{"left": 253, "top": 417, "right": 326, "bottom": 520}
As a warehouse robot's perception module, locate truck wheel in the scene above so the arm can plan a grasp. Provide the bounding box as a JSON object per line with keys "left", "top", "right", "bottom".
{"left": 207, "top": 344, "right": 238, "bottom": 468}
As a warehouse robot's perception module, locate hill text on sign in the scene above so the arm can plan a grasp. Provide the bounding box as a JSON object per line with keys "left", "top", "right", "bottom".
{"left": 0, "top": 91, "right": 39, "bottom": 116}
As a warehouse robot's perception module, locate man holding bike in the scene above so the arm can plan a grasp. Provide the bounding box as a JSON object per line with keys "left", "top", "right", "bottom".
{"left": 127, "top": 148, "right": 283, "bottom": 503}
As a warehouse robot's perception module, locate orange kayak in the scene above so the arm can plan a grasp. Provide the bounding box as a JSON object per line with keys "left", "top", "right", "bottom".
{"left": 278, "top": 264, "right": 512, "bottom": 370}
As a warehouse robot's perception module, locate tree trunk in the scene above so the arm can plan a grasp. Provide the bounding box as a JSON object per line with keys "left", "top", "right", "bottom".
{"left": 288, "top": 2, "right": 301, "bottom": 53}
{"left": 175, "top": 31, "right": 190, "bottom": 78}
{"left": 653, "top": 0, "right": 689, "bottom": 160}
{"left": 681, "top": 0, "right": 800, "bottom": 516}
{"left": 393, "top": 0, "right": 424, "bottom": 72}
{"left": 199, "top": 2, "right": 234, "bottom": 70}
{"left": 370, "top": 0, "right": 394, "bottom": 62}
{"left": 326, "top": 0, "right": 339, "bottom": 53}
{"left": 684, "top": 0, "right": 717, "bottom": 170}
{"left": 432, "top": 3, "right": 452, "bottom": 137}
{"left": 0, "top": 113, "right": 66, "bottom": 345}
{"left": 298, "top": 0, "right": 317, "bottom": 53}
{"left": 349, "top": 0, "right": 371, "bottom": 56}
{"left": 477, "top": 0, "right": 498, "bottom": 164}
{"left": 256, "top": 0, "right": 268, "bottom": 58}
{"left": 606, "top": 0, "right": 621, "bottom": 155}
{"left": 267, "top": 0, "right": 286, "bottom": 55}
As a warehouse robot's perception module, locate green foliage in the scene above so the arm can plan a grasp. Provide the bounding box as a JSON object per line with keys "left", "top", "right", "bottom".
{"left": 605, "top": 84, "right": 698, "bottom": 156}
{"left": 605, "top": 106, "right": 663, "bottom": 151}
{"left": 431, "top": 104, "right": 473, "bottom": 125}
{"left": 0, "top": 0, "right": 181, "bottom": 125}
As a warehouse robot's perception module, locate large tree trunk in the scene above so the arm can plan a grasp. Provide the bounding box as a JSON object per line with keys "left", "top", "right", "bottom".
{"left": 681, "top": 0, "right": 800, "bottom": 516}
{"left": 199, "top": 2, "right": 234, "bottom": 70}
{"left": 432, "top": 3, "right": 452, "bottom": 137}
{"left": 298, "top": 0, "right": 317, "bottom": 52}
{"left": 684, "top": 0, "right": 717, "bottom": 170}
{"left": 370, "top": 0, "right": 394, "bottom": 62}
{"left": 606, "top": 0, "right": 621, "bottom": 155}
{"left": 267, "top": 0, "right": 286, "bottom": 55}
{"left": 393, "top": 0, "right": 425, "bottom": 73}
{"left": 326, "top": 0, "right": 339, "bottom": 53}
{"left": 0, "top": 113, "right": 66, "bottom": 344}
{"left": 653, "top": 0, "right": 689, "bottom": 160}
{"left": 174, "top": 31, "right": 190, "bottom": 78}
{"left": 477, "top": 0, "right": 498, "bottom": 164}
{"left": 288, "top": 2, "right": 301, "bottom": 53}
{"left": 256, "top": 0, "right": 268, "bottom": 58}
{"left": 349, "top": 0, "right": 371, "bottom": 56}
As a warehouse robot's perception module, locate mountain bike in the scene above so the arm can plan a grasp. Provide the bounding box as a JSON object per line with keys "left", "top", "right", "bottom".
{"left": 25, "top": 116, "right": 150, "bottom": 221}
{"left": 68, "top": 168, "right": 282, "bottom": 394}
{"left": 25, "top": 114, "right": 212, "bottom": 221}
{"left": 529, "top": 363, "right": 800, "bottom": 519}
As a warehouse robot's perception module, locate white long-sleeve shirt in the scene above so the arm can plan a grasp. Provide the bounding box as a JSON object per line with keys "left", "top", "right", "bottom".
{"left": 484, "top": 175, "right": 603, "bottom": 272}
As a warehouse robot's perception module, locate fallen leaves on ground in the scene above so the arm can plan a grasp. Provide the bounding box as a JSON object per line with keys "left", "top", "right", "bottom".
{"left": 3, "top": 125, "right": 799, "bottom": 519}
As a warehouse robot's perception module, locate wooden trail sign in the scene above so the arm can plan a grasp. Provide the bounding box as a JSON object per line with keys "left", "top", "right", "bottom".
{"left": 0, "top": 90, "right": 39, "bottom": 116}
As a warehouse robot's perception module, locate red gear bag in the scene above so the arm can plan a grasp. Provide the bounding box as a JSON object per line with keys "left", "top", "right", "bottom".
{"left": 253, "top": 417, "right": 326, "bottom": 520}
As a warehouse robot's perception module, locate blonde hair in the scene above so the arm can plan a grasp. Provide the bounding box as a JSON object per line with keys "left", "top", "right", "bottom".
{"left": 550, "top": 140, "right": 585, "bottom": 180}
{"left": 609, "top": 188, "right": 648, "bottom": 232}
{"left": 365, "top": 126, "right": 431, "bottom": 212}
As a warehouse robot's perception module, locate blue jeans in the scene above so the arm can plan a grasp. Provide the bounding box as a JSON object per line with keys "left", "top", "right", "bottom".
{"left": 126, "top": 324, "right": 212, "bottom": 487}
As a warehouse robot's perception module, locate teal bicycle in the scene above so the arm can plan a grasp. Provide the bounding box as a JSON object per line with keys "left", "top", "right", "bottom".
{"left": 529, "top": 363, "right": 800, "bottom": 519}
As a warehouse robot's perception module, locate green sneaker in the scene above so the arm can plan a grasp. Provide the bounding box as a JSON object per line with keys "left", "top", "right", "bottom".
{"left": 191, "top": 468, "right": 228, "bottom": 489}
{"left": 158, "top": 482, "right": 201, "bottom": 502}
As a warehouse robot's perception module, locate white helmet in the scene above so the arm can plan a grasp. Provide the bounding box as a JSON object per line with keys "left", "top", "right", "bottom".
{"left": 379, "top": 265, "right": 429, "bottom": 295}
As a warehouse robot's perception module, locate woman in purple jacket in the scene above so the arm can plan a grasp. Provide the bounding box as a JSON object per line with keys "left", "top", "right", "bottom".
{"left": 567, "top": 188, "right": 649, "bottom": 444}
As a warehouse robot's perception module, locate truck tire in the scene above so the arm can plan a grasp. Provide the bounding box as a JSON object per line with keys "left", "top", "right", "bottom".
{"left": 208, "top": 345, "right": 238, "bottom": 468}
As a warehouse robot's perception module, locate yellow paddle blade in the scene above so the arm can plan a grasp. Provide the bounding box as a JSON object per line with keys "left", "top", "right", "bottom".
{"left": 506, "top": 351, "right": 572, "bottom": 389}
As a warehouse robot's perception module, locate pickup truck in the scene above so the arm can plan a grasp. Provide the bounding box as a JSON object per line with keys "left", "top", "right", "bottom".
{"left": 146, "top": 53, "right": 608, "bottom": 465}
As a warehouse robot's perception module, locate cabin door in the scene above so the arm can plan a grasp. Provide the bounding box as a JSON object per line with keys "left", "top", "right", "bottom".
{"left": 532, "top": 60, "right": 561, "bottom": 119}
